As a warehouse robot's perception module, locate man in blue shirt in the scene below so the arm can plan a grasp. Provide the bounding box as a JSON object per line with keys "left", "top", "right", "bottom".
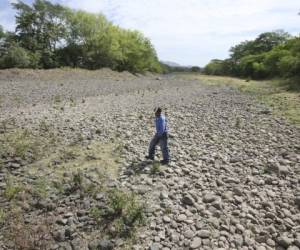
{"left": 146, "top": 107, "right": 170, "bottom": 165}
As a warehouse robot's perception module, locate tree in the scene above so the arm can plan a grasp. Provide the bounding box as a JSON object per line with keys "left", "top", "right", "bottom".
{"left": 191, "top": 66, "right": 201, "bottom": 72}
{"left": 230, "top": 40, "right": 256, "bottom": 63}
{"left": 0, "top": 25, "right": 4, "bottom": 39}
{"left": 204, "top": 59, "right": 227, "bottom": 75}
{"left": 0, "top": 43, "right": 31, "bottom": 68}
{"left": 253, "top": 30, "right": 290, "bottom": 53}
{"left": 1, "top": 0, "right": 161, "bottom": 72}
{"left": 12, "top": 0, "right": 69, "bottom": 68}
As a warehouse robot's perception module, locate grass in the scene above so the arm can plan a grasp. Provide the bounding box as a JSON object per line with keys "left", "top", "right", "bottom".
{"left": 0, "top": 208, "right": 6, "bottom": 225}
{"left": 187, "top": 74, "right": 300, "bottom": 127}
{"left": 31, "top": 177, "right": 49, "bottom": 200}
{"left": 0, "top": 129, "right": 45, "bottom": 162}
{"left": 5, "top": 209, "right": 53, "bottom": 250}
{"left": 0, "top": 127, "right": 126, "bottom": 248}
{"left": 89, "top": 188, "right": 145, "bottom": 238}
{"left": 150, "top": 161, "right": 161, "bottom": 175}
{"left": 26, "top": 140, "right": 121, "bottom": 197}
{"left": 4, "top": 175, "right": 22, "bottom": 201}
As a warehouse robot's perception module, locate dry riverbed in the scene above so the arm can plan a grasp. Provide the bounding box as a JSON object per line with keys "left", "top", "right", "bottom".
{"left": 0, "top": 69, "right": 299, "bottom": 250}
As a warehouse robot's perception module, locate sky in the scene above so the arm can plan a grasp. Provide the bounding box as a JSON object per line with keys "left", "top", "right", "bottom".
{"left": 0, "top": 0, "right": 299, "bottom": 66}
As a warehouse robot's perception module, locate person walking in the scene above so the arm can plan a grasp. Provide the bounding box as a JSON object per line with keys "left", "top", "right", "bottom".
{"left": 146, "top": 107, "right": 170, "bottom": 165}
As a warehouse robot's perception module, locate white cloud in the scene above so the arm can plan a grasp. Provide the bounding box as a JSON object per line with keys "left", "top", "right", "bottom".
{"left": 60, "top": 0, "right": 299, "bottom": 66}
{"left": 1, "top": 0, "right": 299, "bottom": 66}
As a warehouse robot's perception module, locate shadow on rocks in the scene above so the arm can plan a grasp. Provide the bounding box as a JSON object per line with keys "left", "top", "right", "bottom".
{"left": 123, "top": 160, "right": 154, "bottom": 176}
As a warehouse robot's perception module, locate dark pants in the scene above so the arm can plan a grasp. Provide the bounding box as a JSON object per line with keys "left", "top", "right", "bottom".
{"left": 148, "top": 133, "right": 169, "bottom": 161}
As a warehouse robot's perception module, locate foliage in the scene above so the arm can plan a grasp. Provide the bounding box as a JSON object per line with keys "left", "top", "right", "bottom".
{"left": 0, "top": 129, "right": 42, "bottom": 162}
{"left": 203, "top": 59, "right": 227, "bottom": 76}
{"left": 0, "top": 0, "right": 161, "bottom": 73}
{"left": 5, "top": 211, "right": 53, "bottom": 250}
{"left": 0, "top": 208, "right": 6, "bottom": 225}
{"left": 161, "top": 63, "right": 202, "bottom": 73}
{"left": 0, "top": 43, "right": 39, "bottom": 69}
{"left": 107, "top": 189, "right": 145, "bottom": 237}
{"left": 0, "top": 25, "right": 4, "bottom": 39}
{"left": 150, "top": 161, "right": 161, "bottom": 175}
{"left": 31, "top": 178, "right": 48, "bottom": 200}
{"left": 204, "top": 30, "right": 299, "bottom": 82}
{"left": 4, "top": 176, "right": 22, "bottom": 201}
{"left": 89, "top": 189, "right": 145, "bottom": 238}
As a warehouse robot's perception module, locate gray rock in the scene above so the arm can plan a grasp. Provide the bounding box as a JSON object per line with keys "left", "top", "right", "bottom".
{"left": 160, "top": 191, "right": 169, "bottom": 200}
{"left": 203, "top": 193, "right": 217, "bottom": 203}
{"left": 266, "top": 238, "right": 276, "bottom": 247}
{"left": 198, "top": 230, "right": 211, "bottom": 238}
{"left": 163, "top": 216, "right": 171, "bottom": 223}
{"left": 190, "top": 237, "right": 202, "bottom": 249}
{"left": 295, "top": 238, "right": 300, "bottom": 247}
{"left": 182, "top": 194, "right": 195, "bottom": 206}
{"left": 149, "top": 243, "right": 160, "bottom": 250}
{"left": 287, "top": 246, "right": 300, "bottom": 250}
{"left": 295, "top": 196, "right": 300, "bottom": 208}
{"left": 177, "top": 214, "right": 187, "bottom": 222}
{"left": 53, "top": 229, "right": 65, "bottom": 242}
{"left": 278, "top": 236, "right": 294, "bottom": 248}
{"left": 99, "top": 240, "right": 113, "bottom": 250}
{"left": 183, "top": 229, "right": 194, "bottom": 239}
{"left": 88, "top": 240, "right": 113, "bottom": 250}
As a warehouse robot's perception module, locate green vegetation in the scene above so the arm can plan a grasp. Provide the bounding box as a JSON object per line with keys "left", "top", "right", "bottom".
{"left": 161, "top": 63, "right": 202, "bottom": 73}
{"left": 0, "top": 0, "right": 161, "bottom": 73}
{"left": 0, "top": 208, "right": 6, "bottom": 225}
{"left": 4, "top": 175, "right": 22, "bottom": 201}
{"left": 0, "top": 129, "right": 44, "bottom": 162}
{"left": 31, "top": 177, "right": 49, "bottom": 200}
{"left": 150, "top": 161, "right": 161, "bottom": 175}
{"left": 90, "top": 188, "right": 145, "bottom": 238}
{"left": 204, "top": 30, "right": 300, "bottom": 82}
{"left": 202, "top": 30, "right": 300, "bottom": 125}
{"left": 5, "top": 209, "right": 53, "bottom": 250}
{"left": 190, "top": 75, "right": 300, "bottom": 126}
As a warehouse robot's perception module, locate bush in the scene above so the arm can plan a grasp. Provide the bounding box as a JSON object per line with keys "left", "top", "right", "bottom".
{"left": 278, "top": 55, "right": 300, "bottom": 77}
{"left": 0, "top": 44, "right": 31, "bottom": 68}
{"left": 204, "top": 32, "right": 300, "bottom": 81}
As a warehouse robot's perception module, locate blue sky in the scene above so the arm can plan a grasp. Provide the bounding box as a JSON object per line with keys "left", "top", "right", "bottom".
{"left": 1, "top": 0, "right": 299, "bottom": 66}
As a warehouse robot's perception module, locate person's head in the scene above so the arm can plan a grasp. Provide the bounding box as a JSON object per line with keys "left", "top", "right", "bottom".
{"left": 154, "top": 107, "right": 162, "bottom": 117}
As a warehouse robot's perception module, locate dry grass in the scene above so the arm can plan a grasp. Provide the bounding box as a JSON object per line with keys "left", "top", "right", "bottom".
{"left": 4, "top": 208, "right": 54, "bottom": 250}
{"left": 185, "top": 74, "right": 300, "bottom": 127}
{"left": 27, "top": 140, "right": 122, "bottom": 187}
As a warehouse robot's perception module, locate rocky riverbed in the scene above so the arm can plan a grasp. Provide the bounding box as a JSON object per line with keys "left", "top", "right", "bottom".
{"left": 0, "top": 69, "right": 299, "bottom": 250}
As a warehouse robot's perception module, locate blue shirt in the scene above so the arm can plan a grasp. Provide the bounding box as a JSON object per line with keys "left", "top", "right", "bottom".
{"left": 155, "top": 115, "right": 168, "bottom": 136}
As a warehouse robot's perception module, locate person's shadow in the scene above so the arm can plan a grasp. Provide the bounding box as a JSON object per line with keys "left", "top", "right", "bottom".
{"left": 123, "top": 160, "right": 154, "bottom": 176}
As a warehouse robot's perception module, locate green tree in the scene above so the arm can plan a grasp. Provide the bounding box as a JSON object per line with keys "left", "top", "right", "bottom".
{"left": 230, "top": 31, "right": 289, "bottom": 64}
{"left": 239, "top": 54, "right": 267, "bottom": 79}
{"left": 0, "top": 43, "right": 31, "bottom": 68}
{"left": 253, "top": 30, "right": 290, "bottom": 53}
{"left": 12, "top": 0, "right": 68, "bottom": 68}
{"left": 207, "top": 30, "right": 294, "bottom": 79}
{"left": 0, "top": 25, "right": 4, "bottom": 39}
{"left": 204, "top": 59, "right": 227, "bottom": 75}
{"left": 1, "top": 0, "right": 161, "bottom": 72}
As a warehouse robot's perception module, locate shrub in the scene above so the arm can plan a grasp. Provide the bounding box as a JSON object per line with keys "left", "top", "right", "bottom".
{"left": 4, "top": 176, "right": 22, "bottom": 201}
{"left": 0, "top": 129, "right": 42, "bottom": 162}
{"left": 0, "top": 44, "right": 31, "bottom": 68}
{"left": 150, "top": 162, "right": 161, "bottom": 175}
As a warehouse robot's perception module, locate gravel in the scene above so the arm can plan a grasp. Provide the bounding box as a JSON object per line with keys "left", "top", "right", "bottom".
{"left": 0, "top": 69, "right": 299, "bottom": 249}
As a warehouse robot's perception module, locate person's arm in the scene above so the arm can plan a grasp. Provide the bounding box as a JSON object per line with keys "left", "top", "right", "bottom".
{"left": 156, "top": 117, "right": 165, "bottom": 136}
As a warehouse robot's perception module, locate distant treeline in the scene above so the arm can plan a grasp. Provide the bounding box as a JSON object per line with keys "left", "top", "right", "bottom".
{"left": 161, "top": 64, "right": 202, "bottom": 73}
{"left": 204, "top": 31, "right": 300, "bottom": 80}
{"left": 0, "top": 0, "right": 162, "bottom": 73}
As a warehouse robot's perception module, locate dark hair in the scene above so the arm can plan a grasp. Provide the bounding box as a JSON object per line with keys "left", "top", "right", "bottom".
{"left": 154, "top": 107, "right": 162, "bottom": 113}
